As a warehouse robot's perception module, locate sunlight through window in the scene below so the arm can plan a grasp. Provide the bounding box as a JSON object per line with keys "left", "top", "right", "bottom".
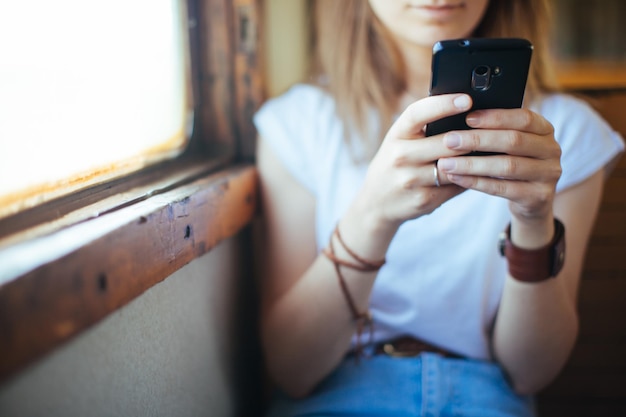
{"left": 0, "top": 0, "right": 192, "bottom": 219}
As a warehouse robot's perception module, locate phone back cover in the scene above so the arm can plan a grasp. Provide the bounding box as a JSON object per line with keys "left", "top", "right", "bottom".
{"left": 426, "top": 38, "right": 533, "bottom": 137}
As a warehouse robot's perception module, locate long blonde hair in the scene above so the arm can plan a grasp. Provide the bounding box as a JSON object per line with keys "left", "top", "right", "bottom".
{"left": 310, "top": 0, "right": 557, "bottom": 157}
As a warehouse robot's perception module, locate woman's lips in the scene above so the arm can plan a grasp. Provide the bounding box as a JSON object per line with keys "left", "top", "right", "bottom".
{"left": 408, "top": 3, "right": 465, "bottom": 21}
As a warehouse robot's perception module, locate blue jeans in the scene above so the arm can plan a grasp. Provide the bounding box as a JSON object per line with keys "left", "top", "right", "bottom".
{"left": 265, "top": 353, "right": 535, "bottom": 417}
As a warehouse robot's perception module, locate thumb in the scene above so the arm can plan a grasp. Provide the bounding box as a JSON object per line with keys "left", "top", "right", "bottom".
{"left": 387, "top": 94, "right": 472, "bottom": 140}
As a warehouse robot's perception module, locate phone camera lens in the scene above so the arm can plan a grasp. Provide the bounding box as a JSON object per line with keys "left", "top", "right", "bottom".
{"left": 458, "top": 39, "right": 470, "bottom": 47}
{"left": 474, "top": 65, "right": 489, "bottom": 76}
{"left": 471, "top": 65, "right": 492, "bottom": 91}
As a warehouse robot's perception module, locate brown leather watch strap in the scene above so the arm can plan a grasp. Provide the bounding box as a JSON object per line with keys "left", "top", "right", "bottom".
{"left": 499, "top": 219, "right": 566, "bottom": 282}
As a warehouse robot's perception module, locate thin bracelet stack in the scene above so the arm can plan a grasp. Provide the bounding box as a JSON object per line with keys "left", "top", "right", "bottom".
{"left": 322, "top": 225, "right": 385, "bottom": 358}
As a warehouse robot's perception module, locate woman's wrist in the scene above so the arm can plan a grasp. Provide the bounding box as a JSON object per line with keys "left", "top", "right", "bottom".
{"left": 338, "top": 199, "right": 398, "bottom": 262}
{"left": 509, "top": 213, "right": 555, "bottom": 250}
{"left": 501, "top": 216, "right": 566, "bottom": 282}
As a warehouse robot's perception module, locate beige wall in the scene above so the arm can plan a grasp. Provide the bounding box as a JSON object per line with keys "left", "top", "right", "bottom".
{"left": 0, "top": 234, "right": 261, "bottom": 417}
{"left": 263, "top": 0, "right": 310, "bottom": 97}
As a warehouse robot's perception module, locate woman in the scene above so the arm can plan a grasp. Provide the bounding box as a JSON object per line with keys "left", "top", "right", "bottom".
{"left": 253, "top": 0, "right": 625, "bottom": 415}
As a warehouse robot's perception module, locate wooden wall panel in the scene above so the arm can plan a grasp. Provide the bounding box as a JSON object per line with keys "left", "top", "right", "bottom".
{"left": 537, "top": 91, "right": 626, "bottom": 416}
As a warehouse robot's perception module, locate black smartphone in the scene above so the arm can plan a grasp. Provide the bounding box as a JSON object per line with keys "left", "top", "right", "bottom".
{"left": 425, "top": 38, "right": 533, "bottom": 151}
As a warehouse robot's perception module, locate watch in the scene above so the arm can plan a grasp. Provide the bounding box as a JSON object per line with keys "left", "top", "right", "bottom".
{"left": 498, "top": 218, "right": 566, "bottom": 282}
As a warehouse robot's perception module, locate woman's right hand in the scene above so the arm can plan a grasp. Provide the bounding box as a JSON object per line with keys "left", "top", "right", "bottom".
{"left": 349, "top": 93, "right": 474, "bottom": 232}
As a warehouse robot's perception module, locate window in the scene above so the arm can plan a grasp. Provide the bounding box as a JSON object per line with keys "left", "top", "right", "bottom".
{"left": 0, "top": 0, "right": 262, "bottom": 385}
{"left": 0, "top": 0, "right": 193, "bottom": 219}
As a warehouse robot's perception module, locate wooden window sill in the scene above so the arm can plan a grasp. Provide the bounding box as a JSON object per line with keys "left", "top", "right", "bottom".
{"left": 0, "top": 158, "right": 259, "bottom": 385}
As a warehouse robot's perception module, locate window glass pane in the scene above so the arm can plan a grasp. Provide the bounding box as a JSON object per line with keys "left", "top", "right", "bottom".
{"left": 0, "top": 0, "right": 192, "bottom": 219}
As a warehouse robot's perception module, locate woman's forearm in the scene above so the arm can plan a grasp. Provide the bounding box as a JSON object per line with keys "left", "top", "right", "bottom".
{"left": 261, "top": 211, "right": 394, "bottom": 398}
{"left": 492, "top": 274, "right": 579, "bottom": 395}
{"left": 261, "top": 254, "right": 378, "bottom": 398}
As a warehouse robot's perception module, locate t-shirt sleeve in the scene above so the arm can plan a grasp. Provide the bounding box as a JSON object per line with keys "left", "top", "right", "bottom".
{"left": 540, "top": 94, "right": 625, "bottom": 192}
{"left": 253, "top": 85, "right": 321, "bottom": 195}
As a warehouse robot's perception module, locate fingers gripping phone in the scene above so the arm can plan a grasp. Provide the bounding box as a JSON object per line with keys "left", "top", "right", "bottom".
{"left": 425, "top": 38, "right": 533, "bottom": 154}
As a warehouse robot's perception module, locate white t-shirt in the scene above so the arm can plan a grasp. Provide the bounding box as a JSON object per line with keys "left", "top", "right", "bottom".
{"left": 253, "top": 84, "right": 625, "bottom": 360}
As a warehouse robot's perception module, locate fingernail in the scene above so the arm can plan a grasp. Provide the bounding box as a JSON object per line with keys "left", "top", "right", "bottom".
{"left": 444, "top": 133, "right": 461, "bottom": 149}
{"left": 438, "top": 158, "right": 455, "bottom": 171}
{"left": 466, "top": 114, "right": 480, "bottom": 126}
{"left": 453, "top": 95, "right": 471, "bottom": 109}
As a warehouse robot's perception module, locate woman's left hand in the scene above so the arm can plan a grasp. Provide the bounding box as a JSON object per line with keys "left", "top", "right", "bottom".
{"left": 436, "top": 107, "right": 562, "bottom": 223}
